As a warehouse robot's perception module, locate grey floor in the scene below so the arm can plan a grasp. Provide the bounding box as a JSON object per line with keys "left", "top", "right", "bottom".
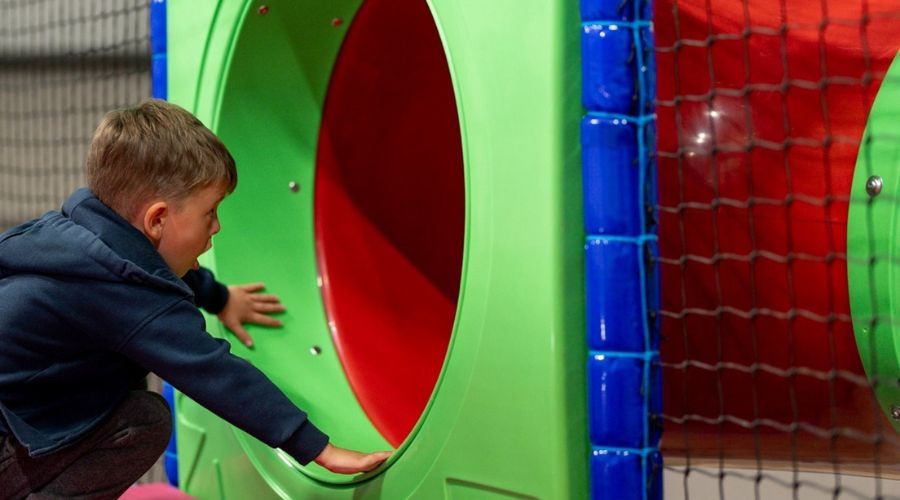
{"left": 664, "top": 466, "right": 900, "bottom": 500}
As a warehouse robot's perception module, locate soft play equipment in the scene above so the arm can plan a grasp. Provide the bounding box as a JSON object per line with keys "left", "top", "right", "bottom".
{"left": 150, "top": 0, "right": 900, "bottom": 496}
{"left": 156, "top": 0, "right": 590, "bottom": 497}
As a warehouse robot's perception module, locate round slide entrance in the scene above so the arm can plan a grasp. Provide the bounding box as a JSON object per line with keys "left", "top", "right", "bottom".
{"left": 205, "top": 0, "right": 463, "bottom": 485}
{"left": 314, "top": 0, "right": 464, "bottom": 448}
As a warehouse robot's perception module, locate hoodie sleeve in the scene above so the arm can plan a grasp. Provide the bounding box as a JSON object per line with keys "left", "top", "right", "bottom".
{"left": 182, "top": 267, "right": 229, "bottom": 314}
{"left": 117, "top": 299, "right": 329, "bottom": 465}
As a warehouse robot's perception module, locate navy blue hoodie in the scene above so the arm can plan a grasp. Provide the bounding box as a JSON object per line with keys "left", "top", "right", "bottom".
{"left": 0, "top": 188, "right": 328, "bottom": 464}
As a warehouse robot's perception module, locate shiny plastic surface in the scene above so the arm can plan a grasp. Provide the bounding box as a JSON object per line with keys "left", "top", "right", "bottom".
{"left": 314, "top": 0, "right": 463, "bottom": 448}
{"left": 168, "top": 0, "right": 587, "bottom": 497}
{"left": 848, "top": 51, "right": 900, "bottom": 434}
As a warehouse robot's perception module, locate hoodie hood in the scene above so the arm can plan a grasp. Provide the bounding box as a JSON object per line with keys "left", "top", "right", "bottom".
{"left": 0, "top": 188, "right": 191, "bottom": 298}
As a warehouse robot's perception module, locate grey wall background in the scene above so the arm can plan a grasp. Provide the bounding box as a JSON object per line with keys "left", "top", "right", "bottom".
{"left": 1, "top": 0, "right": 150, "bottom": 230}
{"left": 0, "top": 0, "right": 166, "bottom": 484}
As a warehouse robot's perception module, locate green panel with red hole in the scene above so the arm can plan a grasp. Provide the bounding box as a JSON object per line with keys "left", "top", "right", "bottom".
{"left": 168, "top": 0, "right": 587, "bottom": 497}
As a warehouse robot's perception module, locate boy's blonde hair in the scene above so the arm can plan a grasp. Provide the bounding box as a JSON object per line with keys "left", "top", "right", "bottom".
{"left": 86, "top": 99, "right": 237, "bottom": 220}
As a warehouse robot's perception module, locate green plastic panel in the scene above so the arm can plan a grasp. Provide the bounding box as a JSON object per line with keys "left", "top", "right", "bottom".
{"left": 848, "top": 50, "right": 900, "bottom": 434}
{"left": 169, "top": 0, "right": 586, "bottom": 497}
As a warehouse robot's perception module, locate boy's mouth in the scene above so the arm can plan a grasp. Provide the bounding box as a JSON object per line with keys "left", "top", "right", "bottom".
{"left": 192, "top": 242, "right": 212, "bottom": 270}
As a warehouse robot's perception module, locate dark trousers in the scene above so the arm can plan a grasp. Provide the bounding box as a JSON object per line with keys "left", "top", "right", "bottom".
{"left": 0, "top": 391, "right": 172, "bottom": 500}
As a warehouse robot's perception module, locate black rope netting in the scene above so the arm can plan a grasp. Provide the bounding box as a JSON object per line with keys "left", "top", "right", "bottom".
{"left": 0, "top": 0, "right": 149, "bottom": 230}
{"left": 655, "top": 0, "right": 900, "bottom": 498}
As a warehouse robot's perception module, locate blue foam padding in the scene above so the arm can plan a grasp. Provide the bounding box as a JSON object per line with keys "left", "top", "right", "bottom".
{"left": 582, "top": 23, "right": 635, "bottom": 114}
{"left": 586, "top": 239, "right": 644, "bottom": 352}
{"left": 588, "top": 354, "right": 644, "bottom": 447}
{"left": 151, "top": 55, "right": 167, "bottom": 100}
{"left": 590, "top": 449, "right": 663, "bottom": 500}
{"left": 582, "top": 116, "right": 641, "bottom": 236}
{"left": 150, "top": 0, "right": 167, "bottom": 55}
{"left": 582, "top": 1, "right": 660, "bottom": 497}
{"left": 162, "top": 381, "right": 178, "bottom": 486}
{"left": 580, "top": 0, "right": 652, "bottom": 23}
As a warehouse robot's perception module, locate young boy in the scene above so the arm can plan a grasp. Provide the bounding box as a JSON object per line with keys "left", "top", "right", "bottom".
{"left": 0, "top": 100, "right": 390, "bottom": 498}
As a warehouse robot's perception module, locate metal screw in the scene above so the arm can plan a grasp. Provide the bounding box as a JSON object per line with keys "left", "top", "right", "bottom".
{"left": 288, "top": 181, "right": 300, "bottom": 193}
{"left": 331, "top": 18, "right": 343, "bottom": 27}
{"left": 310, "top": 345, "right": 322, "bottom": 356}
{"left": 892, "top": 405, "right": 900, "bottom": 420}
{"left": 258, "top": 5, "right": 269, "bottom": 15}
{"left": 866, "top": 175, "right": 883, "bottom": 197}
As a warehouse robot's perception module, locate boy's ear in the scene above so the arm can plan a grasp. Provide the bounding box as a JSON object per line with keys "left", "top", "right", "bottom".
{"left": 141, "top": 201, "right": 170, "bottom": 246}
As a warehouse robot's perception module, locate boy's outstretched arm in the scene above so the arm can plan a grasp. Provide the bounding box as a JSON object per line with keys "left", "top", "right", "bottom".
{"left": 119, "top": 300, "right": 390, "bottom": 474}
{"left": 314, "top": 444, "right": 392, "bottom": 474}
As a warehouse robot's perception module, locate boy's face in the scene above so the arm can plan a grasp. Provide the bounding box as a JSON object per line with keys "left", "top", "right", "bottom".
{"left": 156, "top": 183, "right": 226, "bottom": 277}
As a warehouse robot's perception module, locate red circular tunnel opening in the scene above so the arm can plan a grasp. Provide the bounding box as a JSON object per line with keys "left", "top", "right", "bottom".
{"left": 314, "top": 0, "right": 464, "bottom": 448}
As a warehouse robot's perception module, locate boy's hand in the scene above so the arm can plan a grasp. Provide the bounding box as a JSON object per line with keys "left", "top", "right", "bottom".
{"left": 314, "top": 443, "right": 392, "bottom": 474}
{"left": 217, "top": 283, "right": 285, "bottom": 348}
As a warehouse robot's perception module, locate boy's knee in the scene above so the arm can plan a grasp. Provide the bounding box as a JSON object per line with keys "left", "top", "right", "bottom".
{"left": 120, "top": 391, "right": 172, "bottom": 452}
{"left": 143, "top": 391, "right": 173, "bottom": 440}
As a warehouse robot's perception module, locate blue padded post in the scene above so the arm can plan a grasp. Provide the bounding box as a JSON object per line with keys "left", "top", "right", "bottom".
{"left": 586, "top": 239, "right": 644, "bottom": 352}
{"left": 150, "top": 0, "right": 177, "bottom": 487}
{"left": 161, "top": 381, "right": 178, "bottom": 486}
{"left": 582, "top": 118, "right": 641, "bottom": 236}
{"left": 150, "top": 0, "right": 167, "bottom": 100}
{"left": 580, "top": 0, "right": 660, "bottom": 498}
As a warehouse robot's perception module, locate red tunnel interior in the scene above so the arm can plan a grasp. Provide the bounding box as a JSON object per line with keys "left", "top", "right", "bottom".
{"left": 314, "top": 0, "right": 464, "bottom": 448}
{"left": 655, "top": 0, "right": 900, "bottom": 467}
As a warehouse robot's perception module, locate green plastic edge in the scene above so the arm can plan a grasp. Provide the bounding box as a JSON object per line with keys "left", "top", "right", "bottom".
{"left": 169, "top": 0, "right": 587, "bottom": 498}
{"left": 848, "top": 49, "right": 900, "bottom": 435}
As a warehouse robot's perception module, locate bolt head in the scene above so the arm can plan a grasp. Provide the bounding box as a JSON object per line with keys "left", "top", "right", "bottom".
{"left": 310, "top": 346, "right": 322, "bottom": 356}
{"left": 866, "top": 175, "right": 883, "bottom": 197}
{"left": 892, "top": 405, "right": 900, "bottom": 420}
{"left": 258, "top": 5, "right": 269, "bottom": 15}
{"left": 288, "top": 181, "right": 300, "bottom": 193}
{"left": 331, "top": 18, "right": 343, "bottom": 27}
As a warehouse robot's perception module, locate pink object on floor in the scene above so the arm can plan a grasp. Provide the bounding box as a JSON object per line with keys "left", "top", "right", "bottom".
{"left": 120, "top": 483, "right": 194, "bottom": 500}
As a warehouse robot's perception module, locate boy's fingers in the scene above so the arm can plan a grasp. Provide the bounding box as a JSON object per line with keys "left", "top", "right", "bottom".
{"left": 253, "top": 302, "right": 286, "bottom": 313}
{"left": 251, "top": 294, "right": 281, "bottom": 303}
{"left": 229, "top": 322, "right": 254, "bottom": 347}
{"left": 363, "top": 452, "right": 391, "bottom": 471}
{"left": 250, "top": 313, "right": 283, "bottom": 327}
{"left": 239, "top": 282, "right": 266, "bottom": 292}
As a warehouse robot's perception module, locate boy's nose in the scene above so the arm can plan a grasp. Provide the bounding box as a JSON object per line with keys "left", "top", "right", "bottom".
{"left": 211, "top": 219, "right": 221, "bottom": 235}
